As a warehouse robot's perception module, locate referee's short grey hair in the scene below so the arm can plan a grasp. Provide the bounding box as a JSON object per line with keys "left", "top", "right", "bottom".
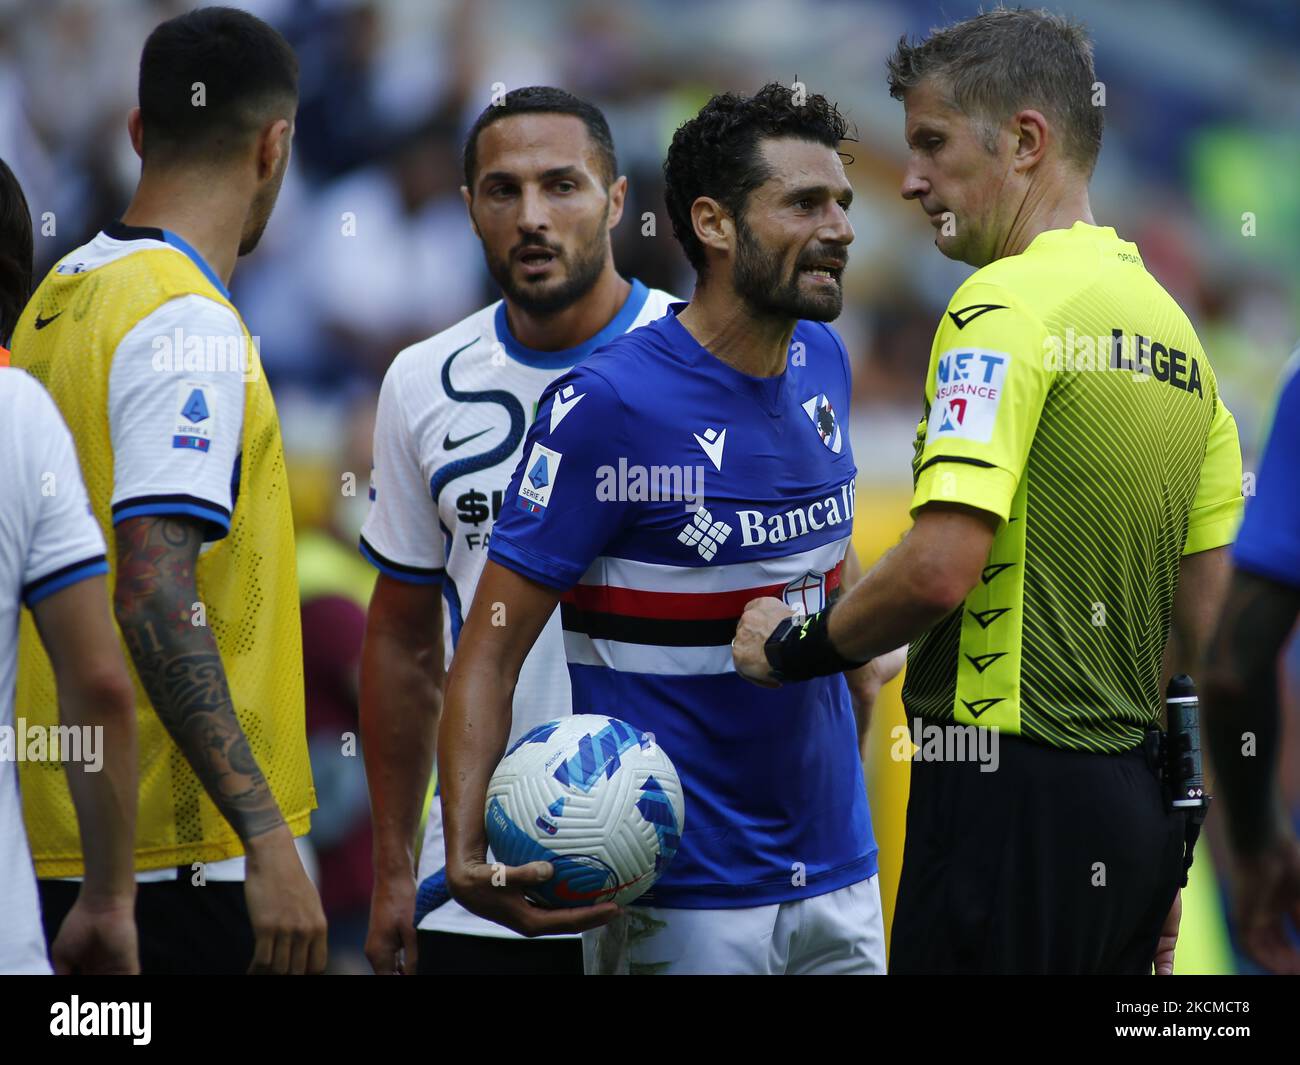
{"left": 887, "top": 7, "right": 1103, "bottom": 177}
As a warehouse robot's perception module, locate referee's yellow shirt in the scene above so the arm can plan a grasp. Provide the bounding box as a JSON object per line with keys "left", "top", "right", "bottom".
{"left": 11, "top": 230, "right": 314, "bottom": 875}
{"left": 905, "top": 221, "right": 1243, "bottom": 753}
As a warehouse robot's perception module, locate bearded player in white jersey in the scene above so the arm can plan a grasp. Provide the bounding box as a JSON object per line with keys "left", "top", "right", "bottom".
{"left": 360, "top": 87, "right": 677, "bottom": 975}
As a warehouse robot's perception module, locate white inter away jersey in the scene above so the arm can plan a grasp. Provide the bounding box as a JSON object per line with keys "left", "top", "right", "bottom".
{"left": 360, "top": 278, "right": 676, "bottom": 938}
{"left": 0, "top": 369, "right": 108, "bottom": 973}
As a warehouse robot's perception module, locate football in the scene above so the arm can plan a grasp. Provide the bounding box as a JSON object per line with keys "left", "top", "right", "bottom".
{"left": 485, "top": 714, "right": 686, "bottom": 908}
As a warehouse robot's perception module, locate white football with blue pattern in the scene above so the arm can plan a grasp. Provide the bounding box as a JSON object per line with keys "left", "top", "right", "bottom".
{"left": 485, "top": 714, "right": 686, "bottom": 908}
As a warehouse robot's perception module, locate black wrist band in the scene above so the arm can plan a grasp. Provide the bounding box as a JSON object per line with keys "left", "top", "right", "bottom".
{"left": 763, "top": 604, "right": 868, "bottom": 682}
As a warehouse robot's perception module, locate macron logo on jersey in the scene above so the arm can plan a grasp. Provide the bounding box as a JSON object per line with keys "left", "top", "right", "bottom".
{"left": 928, "top": 348, "right": 1009, "bottom": 444}
{"left": 549, "top": 384, "right": 585, "bottom": 433}
{"left": 692, "top": 427, "right": 726, "bottom": 471}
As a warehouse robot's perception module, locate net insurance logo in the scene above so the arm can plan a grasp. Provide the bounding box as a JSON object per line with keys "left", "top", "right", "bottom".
{"left": 928, "top": 348, "right": 1009, "bottom": 444}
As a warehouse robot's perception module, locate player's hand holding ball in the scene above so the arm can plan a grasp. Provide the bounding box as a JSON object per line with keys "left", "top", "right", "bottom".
{"left": 450, "top": 715, "right": 684, "bottom": 937}
{"left": 447, "top": 857, "right": 621, "bottom": 938}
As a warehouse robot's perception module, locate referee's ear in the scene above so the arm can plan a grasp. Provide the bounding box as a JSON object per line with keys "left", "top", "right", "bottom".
{"left": 1011, "top": 108, "right": 1049, "bottom": 174}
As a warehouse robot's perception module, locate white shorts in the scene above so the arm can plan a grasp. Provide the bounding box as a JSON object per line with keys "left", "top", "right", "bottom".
{"left": 582, "top": 875, "right": 885, "bottom": 975}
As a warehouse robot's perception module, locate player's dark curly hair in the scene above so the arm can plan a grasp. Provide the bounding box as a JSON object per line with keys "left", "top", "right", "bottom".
{"left": 0, "top": 156, "right": 32, "bottom": 345}
{"left": 663, "top": 82, "right": 850, "bottom": 277}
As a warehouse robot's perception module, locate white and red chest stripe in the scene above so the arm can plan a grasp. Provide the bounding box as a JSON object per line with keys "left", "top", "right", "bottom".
{"left": 560, "top": 538, "right": 848, "bottom": 675}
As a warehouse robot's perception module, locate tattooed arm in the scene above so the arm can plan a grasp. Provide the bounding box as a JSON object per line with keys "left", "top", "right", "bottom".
{"left": 113, "top": 515, "right": 283, "bottom": 838}
{"left": 113, "top": 514, "right": 327, "bottom": 974}
{"left": 1203, "top": 567, "right": 1300, "bottom": 974}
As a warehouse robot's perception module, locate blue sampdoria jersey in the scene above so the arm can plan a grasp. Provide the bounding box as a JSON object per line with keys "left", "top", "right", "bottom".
{"left": 1235, "top": 358, "right": 1300, "bottom": 588}
{"left": 489, "top": 302, "right": 877, "bottom": 908}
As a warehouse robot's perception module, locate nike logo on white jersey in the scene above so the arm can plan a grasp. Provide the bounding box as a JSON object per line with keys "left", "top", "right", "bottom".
{"left": 693, "top": 427, "right": 726, "bottom": 471}
{"left": 549, "top": 385, "right": 585, "bottom": 433}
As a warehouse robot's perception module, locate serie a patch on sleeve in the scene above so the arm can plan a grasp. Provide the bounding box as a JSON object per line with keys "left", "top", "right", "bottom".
{"left": 516, "top": 442, "right": 562, "bottom": 517}
{"left": 927, "top": 348, "right": 1009, "bottom": 444}
{"left": 173, "top": 379, "right": 216, "bottom": 452}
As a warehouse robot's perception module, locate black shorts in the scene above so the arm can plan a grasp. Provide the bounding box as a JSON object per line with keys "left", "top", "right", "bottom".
{"left": 416, "top": 930, "right": 584, "bottom": 975}
{"left": 39, "top": 873, "right": 255, "bottom": 975}
{"left": 889, "top": 730, "right": 1185, "bottom": 975}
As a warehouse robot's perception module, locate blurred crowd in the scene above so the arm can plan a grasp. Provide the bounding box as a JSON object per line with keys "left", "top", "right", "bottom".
{"left": 6, "top": 0, "right": 1299, "bottom": 463}
{"left": 3, "top": 0, "right": 1298, "bottom": 972}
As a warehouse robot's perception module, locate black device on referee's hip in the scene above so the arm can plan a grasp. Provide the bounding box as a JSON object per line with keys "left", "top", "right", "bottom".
{"left": 1159, "top": 674, "right": 1211, "bottom": 887}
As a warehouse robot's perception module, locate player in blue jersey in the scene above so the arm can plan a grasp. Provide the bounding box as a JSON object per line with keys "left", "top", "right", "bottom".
{"left": 438, "top": 83, "right": 897, "bottom": 974}
{"left": 1205, "top": 357, "right": 1300, "bottom": 974}
{"left": 360, "top": 87, "right": 676, "bottom": 976}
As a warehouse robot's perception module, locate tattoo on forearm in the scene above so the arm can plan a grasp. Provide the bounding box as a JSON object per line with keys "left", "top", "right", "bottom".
{"left": 115, "top": 516, "right": 284, "bottom": 841}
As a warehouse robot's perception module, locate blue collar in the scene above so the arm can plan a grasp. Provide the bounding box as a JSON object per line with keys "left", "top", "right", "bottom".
{"left": 104, "top": 221, "right": 232, "bottom": 301}
{"left": 493, "top": 278, "right": 648, "bottom": 369}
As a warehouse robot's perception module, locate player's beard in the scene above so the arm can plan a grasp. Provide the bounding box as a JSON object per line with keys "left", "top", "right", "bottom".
{"left": 486, "top": 203, "right": 611, "bottom": 315}
{"left": 238, "top": 151, "right": 289, "bottom": 257}
{"left": 733, "top": 216, "right": 844, "bottom": 323}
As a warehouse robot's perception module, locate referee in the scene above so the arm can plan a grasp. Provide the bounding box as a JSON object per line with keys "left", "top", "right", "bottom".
{"left": 734, "top": 9, "right": 1244, "bottom": 974}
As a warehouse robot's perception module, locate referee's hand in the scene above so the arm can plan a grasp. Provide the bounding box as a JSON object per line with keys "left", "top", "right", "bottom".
{"left": 1152, "top": 890, "right": 1181, "bottom": 975}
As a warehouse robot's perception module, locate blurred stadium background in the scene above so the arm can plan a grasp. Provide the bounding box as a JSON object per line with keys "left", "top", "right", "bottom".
{"left": 4, "top": 0, "right": 1298, "bottom": 973}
